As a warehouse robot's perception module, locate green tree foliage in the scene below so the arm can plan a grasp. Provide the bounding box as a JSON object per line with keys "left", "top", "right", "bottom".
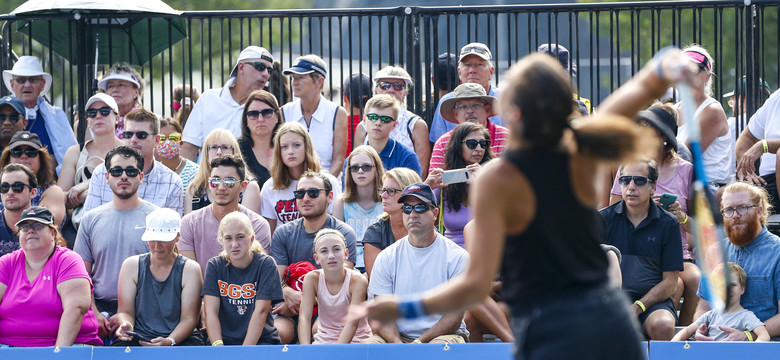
{"left": 578, "top": 0, "right": 779, "bottom": 98}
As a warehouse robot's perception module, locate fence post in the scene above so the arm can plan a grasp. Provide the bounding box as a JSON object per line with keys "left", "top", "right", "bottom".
{"left": 744, "top": 1, "right": 758, "bottom": 118}
{"left": 75, "top": 14, "right": 88, "bottom": 146}
{"left": 404, "top": 6, "right": 422, "bottom": 116}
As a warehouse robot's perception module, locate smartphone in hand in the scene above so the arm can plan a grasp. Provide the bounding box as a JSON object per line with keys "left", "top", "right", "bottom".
{"left": 127, "top": 331, "right": 152, "bottom": 343}
{"left": 659, "top": 193, "right": 677, "bottom": 211}
{"left": 441, "top": 168, "right": 472, "bottom": 185}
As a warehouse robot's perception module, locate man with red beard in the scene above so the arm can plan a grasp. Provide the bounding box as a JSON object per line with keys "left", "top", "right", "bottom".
{"left": 695, "top": 182, "right": 780, "bottom": 340}
{"left": 600, "top": 159, "right": 683, "bottom": 340}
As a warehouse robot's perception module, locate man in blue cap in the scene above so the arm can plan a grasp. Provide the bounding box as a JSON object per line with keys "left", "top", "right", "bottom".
{"left": 0, "top": 96, "right": 28, "bottom": 153}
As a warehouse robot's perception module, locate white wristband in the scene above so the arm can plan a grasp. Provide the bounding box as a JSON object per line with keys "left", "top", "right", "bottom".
{"left": 166, "top": 336, "right": 176, "bottom": 346}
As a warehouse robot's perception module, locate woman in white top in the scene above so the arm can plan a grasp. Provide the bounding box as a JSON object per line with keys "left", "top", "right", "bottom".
{"left": 281, "top": 55, "right": 348, "bottom": 178}
{"left": 353, "top": 66, "right": 431, "bottom": 175}
{"left": 676, "top": 45, "right": 732, "bottom": 188}
{"left": 260, "top": 122, "right": 342, "bottom": 235}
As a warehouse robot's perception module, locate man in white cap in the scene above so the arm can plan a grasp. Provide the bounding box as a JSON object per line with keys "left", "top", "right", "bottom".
{"left": 428, "top": 83, "right": 509, "bottom": 174}
{"left": 2, "top": 56, "right": 77, "bottom": 174}
{"left": 181, "top": 46, "right": 274, "bottom": 161}
{"left": 428, "top": 43, "right": 503, "bottom": 144}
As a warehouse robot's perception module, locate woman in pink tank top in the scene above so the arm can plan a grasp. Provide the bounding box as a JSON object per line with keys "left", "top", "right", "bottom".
{"left": 298, "top": 229, "right": 372, "bottom": 344}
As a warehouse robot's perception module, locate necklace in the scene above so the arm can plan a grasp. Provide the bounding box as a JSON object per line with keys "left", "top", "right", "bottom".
{"left": 174, "top": 157, "right": 184, "bottom": 173}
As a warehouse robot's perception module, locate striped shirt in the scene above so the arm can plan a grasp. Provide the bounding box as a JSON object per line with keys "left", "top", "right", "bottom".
{"left": 82, "top": 160, "right": 184, "bottom": 215}
{"left": 428, "top": 121, "right": 509, "bottom": 174}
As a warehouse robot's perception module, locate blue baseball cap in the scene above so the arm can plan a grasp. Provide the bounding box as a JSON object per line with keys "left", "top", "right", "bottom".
{"left": 0, "top": 96, "right": 25, "bottom": 116}
{"left": 283, "top": 58, "right": 327, "bottom": 78}
{"left": 398, "top": 182, "right": 436, "bottom": 205}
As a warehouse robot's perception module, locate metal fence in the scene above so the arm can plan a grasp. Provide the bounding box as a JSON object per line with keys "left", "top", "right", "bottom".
{"left": 1, "top": 0, "right": 779, "bottom": 141}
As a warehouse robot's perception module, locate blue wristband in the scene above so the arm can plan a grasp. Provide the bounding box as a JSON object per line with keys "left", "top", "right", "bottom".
{"left": 398, "top": 297, "right": 427, "bottom": 319}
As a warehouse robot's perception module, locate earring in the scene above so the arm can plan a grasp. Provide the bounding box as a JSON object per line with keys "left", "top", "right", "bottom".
{"left": 663, "top": 141, "right": 667, "bottom": 146}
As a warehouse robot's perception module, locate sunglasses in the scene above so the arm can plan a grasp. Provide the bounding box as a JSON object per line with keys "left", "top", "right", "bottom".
{"left": 0, "top": 113, "right": 21, "bottom": 123}
{"left": 617, "top": 175, "right": 651, "bottom": 187}
{"left": 208, "top": 177, "right": 238, "bottom": 188}
{"left": 10, "top": 148, "right": 38, "bottom": 158}
{"left": 245, "top": 61, "right": 273, "bottom": 74}
{"left": 463, "top": 139, "right": 490, "bottom": 150}
{"left": 378, "top": 81, "right": 406, "bottom": 91}
{"left": 0, "top": 181, "right": 31, "bottom": 194}
{"left": 13, "top": 76, "right": 42, "bottom": 84}
{"left": 108, "top": 166, "right": 141, "bottom": 177}
{"left": 18, "top": 222, "right": 47, "bottom": 232}
{"left": 349, "top": 164, "right": 374, "bottom": 173}
{"left": 247, "top": 109, "right": 276, "bottom": 120}
{"left": 123, "top": 131, "right": 150, "bottom": 140}
{"left": 86, "top": 107, "right": 113, "bottom": 118}
{"left": 401, "top": 204, "right": 433, "bottom": 214}
{"left": 159, "top": 133, "right": 181, "bottom": 142}
{"left": 366, "top": 113, "right": 395, "bottom": 124}
{"left": 460, "top": 46, "right": 491, "bottom": 58}
{"left": 381, "top": 188, "right": 402, "bottom": 196}
{"left": 293, "top": 188, "right": 326, "bottom": 199}
{"left": 453, "top": 102, "right": 486, "bottom": 111}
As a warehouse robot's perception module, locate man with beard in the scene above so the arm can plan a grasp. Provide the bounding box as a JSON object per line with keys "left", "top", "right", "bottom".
{"left": 74, "top": 146, "right": 159, "bottom": 340}
{"left": 270, "top": 170, "right": 357, "bottom": 343}
{"left": 0, "top": 96, "right": 27, "bottom": 153}
{"left": 600, "top": 159, "right": 683, "bottom": 340}
{"left": 82, "top": 108, "right": 183, "bottom": 215}
{"left": 695, "top": 182, "right": 780, "bottom": 340}
{"left": 0, "top": 163, "right": 36, "bottom": 256}
{"left": 179, "top": 154, "right": 271, "bottom": 278}
{"left": 428, "top": 83, "right": 508, "bottom": 174}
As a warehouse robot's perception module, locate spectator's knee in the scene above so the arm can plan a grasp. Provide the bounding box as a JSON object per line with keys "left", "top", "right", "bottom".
{"left": 645, "top": 312, "right": 675, "bottom": 340}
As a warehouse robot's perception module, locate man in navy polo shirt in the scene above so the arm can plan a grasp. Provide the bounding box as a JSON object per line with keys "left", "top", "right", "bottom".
{"left": 600, "top": 159, "right": 683, "bottom": 340}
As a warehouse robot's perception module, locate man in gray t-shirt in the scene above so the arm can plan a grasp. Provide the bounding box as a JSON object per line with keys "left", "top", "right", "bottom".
{"left": 74, "top": 146, "right": 159, "bottom": 338}
{"left": 270, "top": 171, "right": 357, "bottom": 344}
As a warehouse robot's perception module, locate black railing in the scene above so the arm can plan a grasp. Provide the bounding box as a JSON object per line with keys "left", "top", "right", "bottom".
{"left": 1, "top": 1, "right": 778, "bottom": 142}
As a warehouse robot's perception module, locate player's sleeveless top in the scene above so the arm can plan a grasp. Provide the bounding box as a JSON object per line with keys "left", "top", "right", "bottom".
{"left": 500, "top": 149, "right": 608, "bottom": 309}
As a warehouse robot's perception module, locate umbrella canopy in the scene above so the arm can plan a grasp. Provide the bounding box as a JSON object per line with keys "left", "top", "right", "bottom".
{"left": 11, "top": 0, "right": 186, "bottom": 66}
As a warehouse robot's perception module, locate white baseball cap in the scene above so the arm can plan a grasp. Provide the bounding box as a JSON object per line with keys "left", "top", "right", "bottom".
{"left": 85, "top": 93, "right": 119, "bottom": 114}
{"left": 141, "top": 208, "right": 181, "bottom": 242}
{"left": 230, "top": 46, "right": 273, "bottom": 77}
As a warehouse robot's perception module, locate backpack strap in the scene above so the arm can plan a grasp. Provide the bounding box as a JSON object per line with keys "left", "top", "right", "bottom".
{"left": 408, "top": 115, "right": 421, "bottom": 145}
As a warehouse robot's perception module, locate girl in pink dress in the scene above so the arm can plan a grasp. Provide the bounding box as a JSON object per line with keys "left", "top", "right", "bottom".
{"left": 298, "top": 229, "right": 372, "bottom": 344}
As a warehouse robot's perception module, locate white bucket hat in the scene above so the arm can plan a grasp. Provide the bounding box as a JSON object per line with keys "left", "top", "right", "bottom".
{"left": 2, "top": 56, "right": 52, "bottom": 96}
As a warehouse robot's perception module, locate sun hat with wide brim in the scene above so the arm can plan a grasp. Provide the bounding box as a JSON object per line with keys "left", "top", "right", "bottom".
{"left": 2, "top": 56, "right": 52, "bottom": 96}
{"left": 440, "top": 83, "right": 497, "bottom": 123}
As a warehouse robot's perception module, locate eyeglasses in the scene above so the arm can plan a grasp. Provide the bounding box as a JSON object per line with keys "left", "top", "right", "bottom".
{"left": 378, "top": 81, "right": 406, "bottom": 91}
{"left": 0, "top": 113, "right": 21, "bottom": 123}
{"left": 123, "top": 131, "right": 150, "bottom": 140}
{"left": 617, "top": 175, "right": 651, "bottom": 187}
{"left": 0, "top": 181, "right": 31, "bottom": 194}
{"left": 463, "top": 139, "right": 490, "bottom": 150}
{"left": 86, "top": 107, "right": 112, "bottom": 118}
{"left": 108, "top": 166, "right": 141, "bottom": 177}
{"left": 159, "top": 133, "right": 181, "bottom": 142}
{"left": 401, "top": 204, "right": 433, "bottom": 214}
{"left": 366, "top": 113, "right": 395, "bottom": 124}
{"left": 207, "top": 144, "right": 233, "bottom": 153}
{"left": 244, "top": 61, "right": 273, "bottom": 74}
{"left": 453, "top": 103, "right": 487, "bottom": 111}
{"left": 18, "top": 222, "right": 47, "bottom": 232}
{"left": 10, "top": 148, "right": 38, "bottom": 158}
{"left": 13, "top": 76, "right": 42, "bottom": 84}
{"left": 247, "top": 109, "right": 276, "bottom": 120}
{"left": 381, "top": 188, "right": 402, "bottom": 196}
{"left": 721, "top": 205, "right": 757, "bottom": 218}
{"left": 349, "top": 164, "right": 374, "bottom": 173}
{"left": 208, "top": 177, "right": 238, "bottom": 188}
{"left": 293, "top": 188, "right": 326, "bottom": 199}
